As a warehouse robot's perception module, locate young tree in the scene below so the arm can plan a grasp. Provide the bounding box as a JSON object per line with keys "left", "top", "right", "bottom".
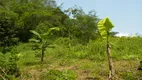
{"left": 29, "top": 27, "right": 59, "bottom": 62}
{"left": 97, "top": 17, "right": 115, "bottom": 80}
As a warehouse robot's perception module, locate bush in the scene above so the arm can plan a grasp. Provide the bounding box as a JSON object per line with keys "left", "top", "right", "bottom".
{"left": 0, "top": 52, "right": 20, "bottom": 80}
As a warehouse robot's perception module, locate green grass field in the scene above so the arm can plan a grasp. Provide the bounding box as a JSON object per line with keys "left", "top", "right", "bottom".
{"left": 0, "top": 37, "right": 142, "bottom": 80}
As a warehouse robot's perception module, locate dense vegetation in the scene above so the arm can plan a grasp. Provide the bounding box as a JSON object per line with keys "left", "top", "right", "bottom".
{"left": 0, "top": 0, "right": 142, "bottom": 80}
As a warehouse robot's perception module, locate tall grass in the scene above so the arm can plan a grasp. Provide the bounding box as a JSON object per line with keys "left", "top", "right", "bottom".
{"left": 1, "top": 37, "right": 142, "bottom": 79}
{"left": 110, "top": 37, "right": 142, "bottom": 60}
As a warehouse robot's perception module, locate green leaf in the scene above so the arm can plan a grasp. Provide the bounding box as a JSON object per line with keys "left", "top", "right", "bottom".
{"left": 48, "top": 44, "right": 57, "bottom": 48}
{"left": 47, "top": 27, "right": 60, "bottom": 34}
{"left": 41, "top": 27, "right": 60, "bottom": 39}
{"left": 29, "top": 38, "right": 40, "bottom": 43}
{"left": 97, "top": 23, "right": 107, "bottom": 39}
{"left": 97, "top": 17, "right": 114, "bottom": 39}
{"left": 30, "top": 30, "right": 41, "bottom": 39}
{"left": 104, "top": 17, "right": 114, "bottom": 31}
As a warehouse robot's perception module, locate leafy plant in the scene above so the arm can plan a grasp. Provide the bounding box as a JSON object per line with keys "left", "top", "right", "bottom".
{"left": 0, "top": 52, "right": 20, "bottom": 80}
{"left": 97, "top": 16, "right": 114, "bottom": 79}
{"left": 29, "top": 27, "right": 59, "bottom": 62}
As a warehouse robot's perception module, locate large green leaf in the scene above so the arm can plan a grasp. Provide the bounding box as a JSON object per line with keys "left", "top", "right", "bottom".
{"left": 30, "top": 30, "right": 41, "bottom": 39}
{"left": 97, "top": 17, "right": 114, "bottom": 39}
{"left": 97, "top": 19, "right": 107, "bottom": 39}
{"left": 29, "top": 38, "right": 40, "bottom": 43}
{"left": 47, "top": 27, "right": 60, "bottom": 34}
{"left": 104, "top": 17, "right": 114, "bottom": 31}
{"left": 41, "top": 27, "right": 60, "bottom": 39}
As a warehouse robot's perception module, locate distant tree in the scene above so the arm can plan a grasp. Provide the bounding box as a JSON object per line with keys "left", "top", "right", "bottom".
{"left": 0, "top": 0, "right": 67, "bottom": 42}
{"left": 0, "top": 9, "right": 19, "bottom": 53}
{"left": 110, "top": 31, "right": 119, "bottom": 37}
{"left": 0, "top": 0, "right": 102, "bottom": 46}
{"left": 64, "top": 6, "right": 100, "bottom": 43}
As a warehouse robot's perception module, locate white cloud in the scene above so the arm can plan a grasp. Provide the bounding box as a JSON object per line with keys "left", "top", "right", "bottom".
{"left": 115, "top": 32, "right": 142, "bottom": 37}
{"left": 115, "top": 33, "right": 130, "bottom": 37}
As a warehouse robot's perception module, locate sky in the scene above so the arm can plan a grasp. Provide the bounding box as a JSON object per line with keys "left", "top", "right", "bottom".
{"left": 56, "top": 0, "right": 142, "bottom": 35}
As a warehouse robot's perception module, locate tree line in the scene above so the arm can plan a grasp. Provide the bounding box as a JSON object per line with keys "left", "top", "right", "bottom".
{"left": 0, "top": 0, "right": 117, "bottom": 53}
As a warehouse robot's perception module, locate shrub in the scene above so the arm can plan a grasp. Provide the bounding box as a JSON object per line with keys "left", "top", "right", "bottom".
{"left": 0, "top": 52, "right": 20, "bottom": 80}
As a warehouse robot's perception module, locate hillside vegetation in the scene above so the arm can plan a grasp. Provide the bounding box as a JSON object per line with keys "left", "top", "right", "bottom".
{"left": 0, "top": 0, "right": 142, "bottom": 80}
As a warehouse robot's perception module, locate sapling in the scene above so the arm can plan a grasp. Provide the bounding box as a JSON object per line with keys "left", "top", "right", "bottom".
{"left": 97, "top": 17, "right": 115, "bottom": 80}
{"left": 29, "top": 27, "right": 59, "bottom": 63}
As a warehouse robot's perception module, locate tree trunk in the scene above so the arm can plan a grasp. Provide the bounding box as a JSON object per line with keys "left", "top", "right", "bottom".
{"left": 41, "top": 48, "right": 45, "bottom": 63}
{"left": 107, "top": 43, "right": 114, "bottom": 80}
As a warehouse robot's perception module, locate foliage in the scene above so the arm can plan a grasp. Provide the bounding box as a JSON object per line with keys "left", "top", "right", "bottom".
{"left": 0, "top": 37, "right": 141, "bottom": 79}
{"left": 0, "top": 0, "right": 67, "bottom": 43}
{"left": 97, "top": 17, "right": 114, "bottom": 39}
{"left": 97, "top": 17, "right": 115, "bottom": 79}
{"left": 40, "top": 69, "right": 77, "bottom": 80}
{"left": 64, "top": 6, "right": 100, "bottom": 43}
{"left": 49, "top": 37, "right": 142, "bottom": 61}
{"left": 111, "top": 37, "right": 142, "bottom": 60}
{"left": 0, "top": 0, "right": 142, "bottom": 80}
{"left": 29, "top": 27, "right": 59, "bottom": 62}
{"left": 0, "top": 17, "right": 18, "bottom": 53}
{"left": 0, "top": 52, "right": 20, "bottom": 80}
{"left": 121, "top": 72, "right": 137, "bottom": 80}
{"left": 0, "top": 0, "right": 116, "bottom": 45}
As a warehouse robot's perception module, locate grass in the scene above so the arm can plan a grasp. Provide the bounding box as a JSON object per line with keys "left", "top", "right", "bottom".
{"left": 0, "top": 37, "right": 142, "bottom": 80}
